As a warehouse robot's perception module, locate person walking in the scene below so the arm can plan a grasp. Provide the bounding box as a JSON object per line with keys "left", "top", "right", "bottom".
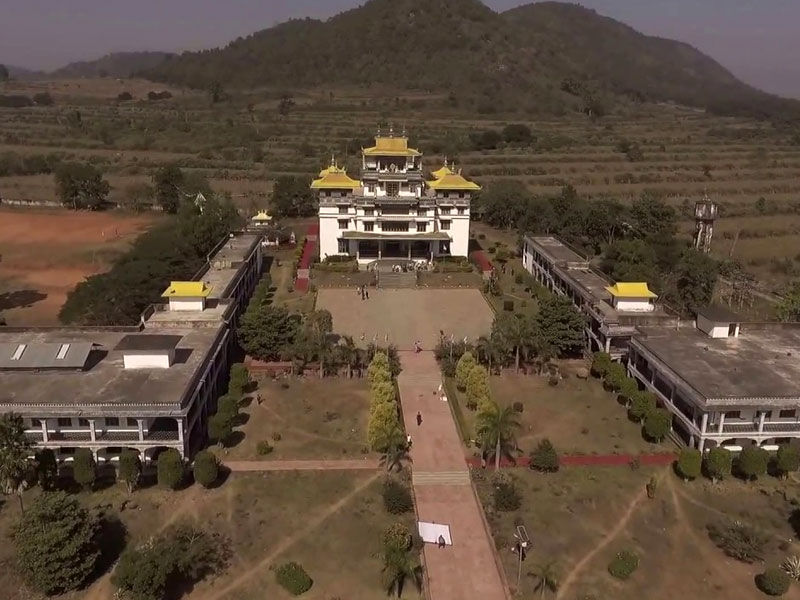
{"left": 438, "top": 535, "right": 446, "bottom": 549}
{"left": 416, "top": 411, "right": 422, "bottom": 426}
{"left": 365, "top": 287, "right": 369, "bottom": 300}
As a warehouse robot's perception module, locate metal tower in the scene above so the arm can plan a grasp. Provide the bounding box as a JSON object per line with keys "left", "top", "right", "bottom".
{"left": 694, "top": 194, "right": 718, "bottom": 254}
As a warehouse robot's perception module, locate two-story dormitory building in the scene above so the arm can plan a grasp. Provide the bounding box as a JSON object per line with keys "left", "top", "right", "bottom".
{"left": 629, "top": 314, "right": 800, "bottom": 452}
{"left": 521, "top": 235, "right": 679, "bottom": 360}
{"left": 0, "top": 233, "right": 263, "bottom": 465}
{"left": 522, "top": 234, "right": 800, "bottom": 451}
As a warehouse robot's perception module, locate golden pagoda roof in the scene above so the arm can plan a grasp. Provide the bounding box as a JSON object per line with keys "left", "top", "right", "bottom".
{"left": 363, "top": 136, "right": 421, "bottom": 157}
{"left": 162, "top": 281, "right": 213, "bottom": 298}
{"left": 605, "top": 282, "right": 657, "bottom": 299}
{"left": 251, "top": 210, "right": 272, "bottom": 222}
{"left": 426, "top": 172, "right": 481, "bottom": 191}
{"left": 310, "top": 169, "right": 361, "bottom": 190}
{"left": 431, "top": 165, "right": 453, "bottom": 180}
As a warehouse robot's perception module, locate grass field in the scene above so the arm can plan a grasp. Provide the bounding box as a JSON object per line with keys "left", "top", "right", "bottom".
{"left": 475, "top": 467, "right": 800, "bottom": 600}
{"left": 0, "top": 207, "right": 158, "bottom": 324}
{"left": 0, "top": 471, "right": 410, "bottom": 600}
{"left": 221, "top": 378, "right": 373, "bottom": 461}
{"left": 449, "top": 368, "right": 668, "bottom": 457}
{"left": 1, "top": 78, "right": 799, "bottom": 295}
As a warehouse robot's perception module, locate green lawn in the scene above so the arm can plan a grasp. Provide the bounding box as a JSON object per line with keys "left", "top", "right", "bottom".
{"left": 0, "top": 471, "right": 412, "bottom": 600}
{"left": 221, "top": 377, "right": 373, "bottom": 461}
{"left": 451, "top": 368, "right": 669, "bottom": 457}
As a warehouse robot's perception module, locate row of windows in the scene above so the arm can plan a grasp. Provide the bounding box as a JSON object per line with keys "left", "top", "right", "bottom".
{"left": 723, "top": 409, "right": 797, "bottom": 419}
{"left": 31, "top": 417, "right": 139, "bottom": 428}
{"left": 338, "top": 220, "right": 447, "bottom": 231}
{"left": 336, "top": 208, "right": 465, "bottom": 216}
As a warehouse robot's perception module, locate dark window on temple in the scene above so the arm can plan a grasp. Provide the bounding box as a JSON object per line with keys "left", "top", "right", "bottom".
{"left": 106, "top": 417, "right": 120, "bottom": 427}
{"left": 78, "top": 418, "right": 90, "bottom": 427}
{"left": 364, "top": 222, "right": 374, "bottom": 232}
{"left": 724, "top": 411, "right": 741, "bottom": 419}
{"left": 780, "top": 409, "right": 797, "bottom": 419}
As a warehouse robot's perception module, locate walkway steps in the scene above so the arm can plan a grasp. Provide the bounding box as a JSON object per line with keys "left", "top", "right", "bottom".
{"left": 413, "top": 470, "right": 471, "bottom": 486}
{"left": 378, "top": 271, "right": 417, "bottom": 289}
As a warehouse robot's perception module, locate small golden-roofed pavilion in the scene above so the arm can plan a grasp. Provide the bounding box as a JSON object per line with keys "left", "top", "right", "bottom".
{"left": 362, "top": 135, "right": 421, "bottom": 157}
{"left": 426, "top": 169, "right": 481, "bottom": 191}
{"left": 605, "top": 282, "right": 658, "bottom": 298}
{"left": 431, "top": 164, "right": 453, "bottom": 180}
{"left": 162, "top": 281, "right": 213, "bottom": 298}
{"left": 250, "top": 210, "right": 272, "bottom": 223}
{"left": 310, "top": 162, "right": 361, "bottom": 190}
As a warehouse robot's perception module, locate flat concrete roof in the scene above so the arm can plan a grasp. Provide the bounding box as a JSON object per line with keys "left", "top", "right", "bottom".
{"left": 202, "top": 234, "right": 261, "bottom": 300}
{"left": 0, "top": 326, "right": 223, "bottom": 416}
{"left": 526, "top": 236, "right": 588, "bottom": 265}
{"left": 145, "top": 300, "right": 232, "bottom": 326}
{"left": 633, "top": 324, "right": 800, "bottom": 406}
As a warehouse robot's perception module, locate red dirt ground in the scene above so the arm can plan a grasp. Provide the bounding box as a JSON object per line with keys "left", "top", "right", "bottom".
{"left": 0, "top": 208, "right": 156, "bottom": 325}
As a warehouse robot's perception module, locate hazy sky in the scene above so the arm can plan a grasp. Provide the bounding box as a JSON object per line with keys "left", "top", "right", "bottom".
{"left": 2, "top": 0, "right": 799, "bottom": 98}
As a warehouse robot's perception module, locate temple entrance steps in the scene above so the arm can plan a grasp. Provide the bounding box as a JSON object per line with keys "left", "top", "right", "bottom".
{"left": 412, "top": 470, "right": 471, "bottom": 486}
{"left": 377, "top": 270, "right": 418, "bottom": 289}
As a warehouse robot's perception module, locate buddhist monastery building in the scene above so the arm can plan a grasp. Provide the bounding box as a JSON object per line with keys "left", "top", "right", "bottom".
{"left": 313, "top": 130, "right": 480, "bottom": 266}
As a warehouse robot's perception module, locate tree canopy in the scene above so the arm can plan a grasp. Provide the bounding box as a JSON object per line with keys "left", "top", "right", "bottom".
{"left": 55, "top": 162, "right": 110, "bottom": 210}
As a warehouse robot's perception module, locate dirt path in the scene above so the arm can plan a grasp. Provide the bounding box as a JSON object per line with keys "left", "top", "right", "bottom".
{"left": 556, "top": 483, "right": 649, "bottom": 599}
{"left": 198, "top": 472, "right": 380, "bottom": 600}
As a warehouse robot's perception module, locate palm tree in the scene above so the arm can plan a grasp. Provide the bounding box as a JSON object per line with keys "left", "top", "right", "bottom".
{"left": 337, "top": 335, "right": 358, "bottom": 379}
{"left": 0, "top": 413, "right": 32, "bottom": 512}
{"left": 493, "top": 313, "right": 532, "bottom": 373}
{"left": 476, "top": 402, "right": 521, "bottom": 470}
{"left": 529, "top": 561, "right": 558, "bottom": 598}
{"left": 475, "top": 334, "right": 500, "bottom": 374}
{"left": 380, "top": 443, "right": 412, "bottom": 473}
{"left": 382, "top": 548, "right": 423, "bottom": 597}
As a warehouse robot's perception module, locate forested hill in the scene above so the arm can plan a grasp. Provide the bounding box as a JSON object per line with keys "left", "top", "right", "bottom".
{"left": 51, "top": 51, "right": 175, "bottom": 79}
{"left": 143, "top": 0, "right": 800, "bottom": 120}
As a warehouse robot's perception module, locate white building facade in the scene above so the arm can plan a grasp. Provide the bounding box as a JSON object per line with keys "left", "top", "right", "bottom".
{"left": 314, "top": 134, "right": 479, "bottom": 266}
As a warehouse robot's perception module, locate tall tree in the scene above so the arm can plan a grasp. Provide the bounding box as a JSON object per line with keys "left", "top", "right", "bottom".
{"left": 601, "top": 239, "right": 659, "bottom": 285}
{"left": 674, "top": 249, "right": 718, "bottom": 313}
{"left": 476, "top": 402, "right": 521, "bottom": 470}
{"left": 118, "top": 449, "right": 142, "bottom": 494}
{"left": 630, "top": 194, "right": 677, "bottom": 239}
{"left": 0, "top": 413, "right": 32, "bottom": 512}
{"left": 381, "top": 548, "right": 423, "bottom": 598}
{"left": 530, "top": 561, "right": 559, "bottom": 598}
{"left": 55, "top": 162, "right": 110, "bottom": 210}
{"left": 13, "top": 491, "right": 101, "bottom": 595}
{"left": 271, "top": 176, "right": 316, "bottom": 218}
{"left": 152, "top": 164, "right": 184, "bottom": 214}
{"left": 238, "top": 305, "right": 301, "bottom": 361}
{"left": 492, "top": 313, "right": 533, "bottom": 372}
{"left": 535, "top": 296, "right": 585, "bottom": 357}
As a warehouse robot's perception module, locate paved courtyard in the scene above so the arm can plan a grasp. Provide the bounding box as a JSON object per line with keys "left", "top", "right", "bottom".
{"left": 316, "top": 288, "right": 494, "bottom": 350}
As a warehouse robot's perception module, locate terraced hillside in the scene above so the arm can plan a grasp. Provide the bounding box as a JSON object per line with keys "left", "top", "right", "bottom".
{"left": 1, "top": 80, "right": 799, "bottom": 292}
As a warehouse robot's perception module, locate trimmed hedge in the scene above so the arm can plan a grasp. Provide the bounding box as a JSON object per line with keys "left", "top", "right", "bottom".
{"left": 608, "top": 550, "right": 639, "bottom": 580}
{"left": 275, "top": 561, "right": 313, "bottom": 595}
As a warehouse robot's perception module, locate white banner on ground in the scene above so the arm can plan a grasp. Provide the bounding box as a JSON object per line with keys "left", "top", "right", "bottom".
{"left": 418, "top": 521, "right": 452, "bottom": 545}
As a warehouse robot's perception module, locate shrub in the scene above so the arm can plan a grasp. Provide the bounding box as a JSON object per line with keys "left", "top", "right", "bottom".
{"left": 756, "top": 567, "right": 791, "bottom": 596}
{"left": 547, "top": 374, "right": 559, "bottom": 386}
{"left": 512, "top": 401, "right": 524, "bottom": 413}
{"left": 382, "top": 523, "right": 412, "bottom": 553}
{"left": 208, "top": 412, "right": 233, "bottom": 446}
{"left": 157, "top": 448, "right": 184, "bottom": 489}
{"left": 493, "top": 480, "right": 521, "bottom": 512}
{"left": 503, "top": 300, "right": 514, "bottom": 311}
{"left": 440, "top": 356, "right": 457, "bottom": 378}
{"left": 707, "top": 520, "right": 767, "bottom": 563}
{"left": 32, "top": 92, "right": 54, "bottom": 106}
{"left": 466, "top": 365, "right": 491, "bottom": 409}
{"left": 257, "top": 440, "right": 274, "bottom": 455}
{"left": 776, "top": 444, "right": 800, "bottom": 478}
{"left": 737, "top": 445, "right": 769, "bottom": 481}
{"left": 117, "top": 449, "right": 142, "bottom": 493}
{"left": 275, "top": 561, "right": 313, "bottom": 595}
{"left": 530, "top": 439, "right": 559, "bottom": 472}
{"left": 217, "top": 394, "right": 240, "bottom": 421}
{"left": 455, "top": 352, "right": 477, "bottom": 390}
{"left": 72, "top": 448, "right": 96, "bottom": 491}
{"left": 676, "top": 448, "right": 702, "bottom": 480}
{"left": 193, "top": 450, "right": 219, "bottom": 488}
{"left": 34, "top": 448, "right": 58, "bottom": 490}
{"left": 704, "top": 447, "right": 733, "bottom": 482}
{"left": 603, "top": 362, "right": 627, "bottom": 392}
{"left": 628, "top": 391, "right": 656, "bottom": 422}
{"left": 590, "top": 352, "right": 612, "bottom": 378}
{"left": 608, "top": 550, "right": 639, "bottom": 580}
{"left": 643, "top": 409, "right": 671, "bottom": 442}
{"left": 117, "top": 91, "right": 133, "bottom": 101}
{"left": 618, "top": 377, "right": 639, "bottom": 403}
{"left": 228, "top": 363, "right": 251, "bottom": 396}
{"left": 383, "top": 479, "right": 414, "bottom": 514}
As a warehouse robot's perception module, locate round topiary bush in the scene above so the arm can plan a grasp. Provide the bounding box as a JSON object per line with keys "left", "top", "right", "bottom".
{"left": 512, "top": 401, "right": 524, "bottom": 413}
{"left": 608, "top": 550, "right": 639, "bottom": 580}
{"left": 156, "top": 448, "right": 184, "bottom": 490}
{"left": 756, "top": 567, "right": 791, "bottom": 596}
{"left": 275, "top": 561, "right": 313, "bottom": 595}
{"left": 192, "top": 450, "right": 219, "bottom": 488}
{"left": 382, "top": 478, "right": 413, "bottom": 514}
{"left": 257, "top": 440, "right": 273, "bottom": 455}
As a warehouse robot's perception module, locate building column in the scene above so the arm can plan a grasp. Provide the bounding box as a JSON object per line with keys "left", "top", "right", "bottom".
{"left": 603, "top": 337, "right": 611, "bottom": 353}
{"left": 700, "top": 413, "right": 708, "bottom": 434}
{"left": 378, "top": 241, "right": 382, "bottom": 260}
{"left": 407, "top": 242, "right": 411, "bottom": 260}
{"left": 137, "top": 419, "right": 145, "bottom": 442}
{"left": 717, "top": 412, "right": 725, "bottom": 434}
{"left": 41, "top": 419, "right": 48, "bottom": 443}
{"left": 698, "top": 437, "right": 706, "bottom": 452}
{"left": 758, "top": 411, "right": 767, "bottom": 433}
{"left": 177, "top": 419, "right": 184, "bottom": 445}
{"left": 88, "top": 419, "right": 96, "bottom": 442}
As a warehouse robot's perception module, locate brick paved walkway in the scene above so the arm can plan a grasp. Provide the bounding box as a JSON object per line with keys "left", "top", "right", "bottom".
{"left": 225, "top": 459, "right": 379, "bottom": 472}
{"left": 398, "top": 351, "right": 509, "bottom": 600}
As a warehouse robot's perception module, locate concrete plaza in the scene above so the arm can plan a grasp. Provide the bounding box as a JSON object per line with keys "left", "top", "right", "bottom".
{"left": 316, "top": 288, "right": 494, "bottom": 351}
